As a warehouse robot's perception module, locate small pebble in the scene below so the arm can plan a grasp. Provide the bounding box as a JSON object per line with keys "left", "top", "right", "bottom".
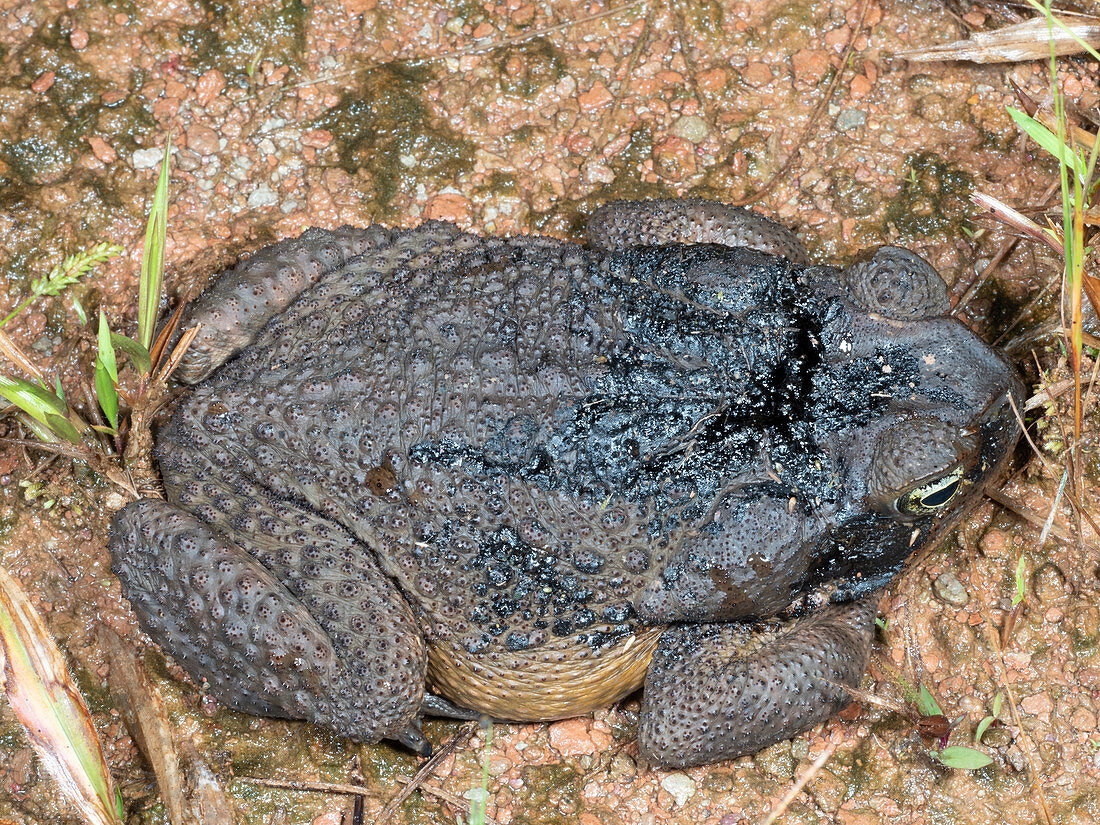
{"left": 186, "top": 124, "right": 220, "bottom": 156}
{"left": 86, "top": 136, "right": 117, "bottom": 164}
{"left": 609, "top": 753, "right": 636, "bottom": 780}
{"left": 672, "top": 115, "right": 709, "bottom": 144}
{"left": 1032, "top": 563, "right": 1067, "bottom": 604}
{"left": 248, "top": 183, "right": 279, "bottom": 209}
{"left": 1005, "top": 745, "right": 1026, "bottom": 772}
{"left": 132, "top": 147, "right": 167, "bottom": 169}
{"left": 660, "top": 772, "right": 696, "bottom": 806}
{"left": 31, "top": 71, "right": 55, "bottom": 93}
{"left": 835, "top": 108, "right": 866, "bottom": 131}
{"left": 195, "top": 68, "right": 226, "bottom": 106}
{"left": 933, "top": 571, "right": 969, "bottom": 607}
{"left": 549, "top": 717, "right": 596, "bottom": 756}
{"left": 464, "top": 787, "right": 488, "bottom": 804}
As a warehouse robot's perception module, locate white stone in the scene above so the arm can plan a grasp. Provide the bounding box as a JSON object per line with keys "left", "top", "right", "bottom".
{"left": 247, "top": 183, "right": 278, "bottom": 209}
{"left": 132, "top": 147, "right": 167, "bottom": 169}
{"left": 660, "top": 773, "right": 696, "bottom": 806}
{"left": 672, "top": 115, "right": 708, "bottom": 144}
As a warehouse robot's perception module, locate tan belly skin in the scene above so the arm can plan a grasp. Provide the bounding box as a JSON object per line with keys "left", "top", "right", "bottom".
{"left": 426, "top": 627, "right": 665, "bottom": 721}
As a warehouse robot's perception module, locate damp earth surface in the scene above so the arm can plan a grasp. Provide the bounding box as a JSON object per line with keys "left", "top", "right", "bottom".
{"left": 1, "top": 0, "right": 1100, "bottom": 824}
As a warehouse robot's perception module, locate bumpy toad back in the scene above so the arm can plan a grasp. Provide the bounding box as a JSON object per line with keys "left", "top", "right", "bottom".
{"left": 110, "top": 200, "right": 1022, "bottom": 766}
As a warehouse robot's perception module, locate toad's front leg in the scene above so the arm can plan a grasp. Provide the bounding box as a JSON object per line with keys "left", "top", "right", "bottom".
{"left": 637, "top": 597, "right": 876, "bottom": 768}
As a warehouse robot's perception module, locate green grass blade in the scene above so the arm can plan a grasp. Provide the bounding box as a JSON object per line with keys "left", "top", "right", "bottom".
{"left": 974, "top": 715, "right": 995, "bottom": 744}
{"left": 0, "top": 297, "right": 36, "bottom": 329}
{"left": 96, "top": 312, "right": 117, "bottom": 384}
{"left": 138, "top": 137, "right": 171, "bottom": 352}
{"left": 95, "top": 311, "right": 119, "bottom": 431}
{"left": 93, "top": 363, "right": 118, "bottom": 432}
{"left": 1007, "top": 107, "right": 1085, "bottom": 182}
{"left": 469, "top": 722, "right": 493, "bottom": 825}
{"left": 0, "top": 376, "right": 83, "bottom": 444}
{"left": 20, "top": 415, "right": 63, "bottom": 444}
{"left": 109, "top": 333, "right": 152, "bottom": 377}
{"left": 0, "top": 375, "right": 68, "bottom": 425}
{"left": 1013, "top": 556, "right": 1028, "bottom": 606}
{"left": 44, "top": 413, "right": 84, "bottom": 444}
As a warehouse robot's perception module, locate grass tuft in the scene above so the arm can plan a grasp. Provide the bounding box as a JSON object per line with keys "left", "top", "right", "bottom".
{"left": 0, "top": 132, "right": 176, "bottom": 458}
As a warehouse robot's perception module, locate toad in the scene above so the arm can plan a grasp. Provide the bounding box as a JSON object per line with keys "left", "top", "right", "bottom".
{"left": 109, "top": 200, "right": 1022, "bottom": 768}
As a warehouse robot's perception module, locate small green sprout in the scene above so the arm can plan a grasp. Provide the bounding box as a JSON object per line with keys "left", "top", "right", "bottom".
{"left": 247, "top": 48, "right": 264, "bottom": 78}
{"left": 917, "top": 684, "right": 943, "bottom": 717}
{"left": 975, "top": 692, "right": 1002, "bottom": 745}
{"left": 95, "top": 310, "right": 119, "bottom": 432}
{"left": 1013, "top": 556, "right": 1027, "bottom": 607}
{"left": 935, "top": 746, "right": 994, "bottom": 770}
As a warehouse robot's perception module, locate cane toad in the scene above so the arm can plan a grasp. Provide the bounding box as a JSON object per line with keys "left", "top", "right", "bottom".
{"left": 109, "top": 200, "right": 1022, "bottom": 767}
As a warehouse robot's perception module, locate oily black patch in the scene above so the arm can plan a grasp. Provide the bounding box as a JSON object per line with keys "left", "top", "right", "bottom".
{"left": 460, "top": 525, "right": 636, "bottom": 652}
{"left": 410, "top": 245, "right": 839, "bottom": 528}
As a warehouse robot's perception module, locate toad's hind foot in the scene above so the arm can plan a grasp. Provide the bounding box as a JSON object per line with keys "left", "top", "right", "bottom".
{"left": 638, "top": 597, "right": 876, "bottom": 768}
{"left": 109, "top": 498, "right": 427, "bottom": 748}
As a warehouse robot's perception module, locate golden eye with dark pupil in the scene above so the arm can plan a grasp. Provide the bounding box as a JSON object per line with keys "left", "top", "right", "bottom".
{"left": 897, "top": 465, "right": 965, "bottom": 515}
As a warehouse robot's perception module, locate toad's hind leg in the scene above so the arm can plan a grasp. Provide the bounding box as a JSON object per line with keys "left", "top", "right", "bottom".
{"left": 586, "top": 198, "right": 809, "bottom": 263}
{"left": 109, "top": 498, "right": 430, "bottom": 754}
{"left": 637, "top": 597, "right": 876, "bottom": 768}
{"left": 174, "top": 225, "right": 396, "bottom": 384}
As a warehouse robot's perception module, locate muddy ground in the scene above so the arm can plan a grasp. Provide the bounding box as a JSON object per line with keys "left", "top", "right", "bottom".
{"left": 1, "top": 0, "right": 1099, "bottom": 823}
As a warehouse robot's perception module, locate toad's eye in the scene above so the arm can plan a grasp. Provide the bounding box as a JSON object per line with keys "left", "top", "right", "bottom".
{"left": 896, "top": 465, "right": 966, "bottom": 515}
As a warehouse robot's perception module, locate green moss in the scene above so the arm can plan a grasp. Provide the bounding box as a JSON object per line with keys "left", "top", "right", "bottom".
{"left": 688, "top": 0, "right": 725, "bottom": 33}
{"left": 93, "top": 94, "right": 156, "bottom": 162}
{"left": 1070, "top": 629, "right": 1099, "bottom": 654}
{"left": 884, "top": 152, "right": 973, "bottom": 238}
{"left": 483, "top": 170, "right": 517, "bottom": 195}
{"left": 314, "top": 64, "right": 474, "bottom": 210}
{"left": 182, "top": 0, "right": 306, "bottom": 80}
{"left": 1, "top": 28, "right": 107, "bottom": 186}
{"left": 754, "top": 0, "right": 818, "bottom": 47}
{"left": 67, "top": 657, "right": 114, "bottom": 714}
{"left": 959, "top": 275, "right": 1028, "bottom": 344}
{"left": 2, "top": 137, "right": 72, "bottom": 186}
{"left": 0, "top": 715, "right": 25, "bottom": 751}
{"left": 496, "top": 38, "right": 564, "bottom": 97}
{"left": 0, "top": 511, "right": 16, "bottom": 542}
{"left": 512, "top": 763, "right": 582, "bottom": 824}
{"left": 698, "top": 130, "right": 773, "bottom": 199}
{"left": 829, "top": 171, "right": 879, "bottom": 218}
